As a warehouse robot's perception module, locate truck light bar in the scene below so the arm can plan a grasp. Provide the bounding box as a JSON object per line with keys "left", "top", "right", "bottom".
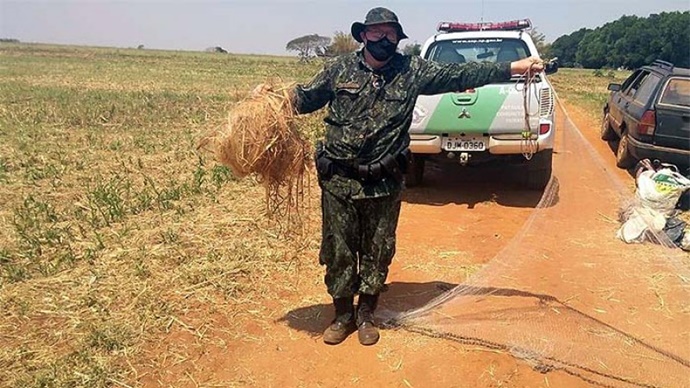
{"left": 437, "top": 19, "right": 532, "bottom": 33}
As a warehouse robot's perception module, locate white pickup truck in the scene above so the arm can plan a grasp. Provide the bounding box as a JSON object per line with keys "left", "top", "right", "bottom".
{"left": 408, "top": 19, "right": 558, "bottom": 190}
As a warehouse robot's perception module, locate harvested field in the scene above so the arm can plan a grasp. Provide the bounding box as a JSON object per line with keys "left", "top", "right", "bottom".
{"left": 1, "top": 45, "right": 688, "bottom": 387}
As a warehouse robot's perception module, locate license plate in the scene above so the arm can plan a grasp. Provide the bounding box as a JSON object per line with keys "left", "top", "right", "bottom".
{"left": 442, "top": 136, "right": 487, "bottom": 151}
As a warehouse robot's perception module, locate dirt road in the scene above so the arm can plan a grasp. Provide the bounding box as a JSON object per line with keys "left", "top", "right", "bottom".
{"left": 142, "top": 101, "right": 690, "bottom": 387}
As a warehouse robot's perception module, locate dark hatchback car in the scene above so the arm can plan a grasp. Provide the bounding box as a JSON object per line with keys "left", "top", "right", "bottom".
{"left": 602, "top": 60, "right": 690, "bottom": 170}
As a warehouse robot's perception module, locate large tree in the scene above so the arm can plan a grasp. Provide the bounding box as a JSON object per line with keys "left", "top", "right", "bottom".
{"left": 550, "top": 28, "right": 592, "bottom": 67}
{"left": 286, "top": 34, "right": 331, "bottom": 62}
{"left": 528, "top": 28, "right": 551, "bottom": 58}
{"left": 324, "top": 31, "right": 360, "bottom": 57}
{"left": 402, "top": 42, "right": 422, "bottom": 56}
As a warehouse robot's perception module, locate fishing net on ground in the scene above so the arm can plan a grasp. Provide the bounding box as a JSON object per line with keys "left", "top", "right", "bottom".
{"left": 199, "top": 82, "right": 313, "bottom": 225}
{"left": 384, "top": 99, "right": 690, "bottom": 388}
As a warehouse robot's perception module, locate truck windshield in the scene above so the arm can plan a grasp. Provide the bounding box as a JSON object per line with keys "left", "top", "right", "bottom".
{"left": 659, "top": 78, "right": 690, "bottom": 108}
{"left": 426, "top": 38, "right": 531, "bottom": 64}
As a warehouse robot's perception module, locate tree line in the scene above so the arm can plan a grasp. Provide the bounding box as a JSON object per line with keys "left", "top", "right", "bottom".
{"left": 550, "top": 11, "right": 689, "bottom": 69}
{"left": 287, "top": 11, "right": 689, "bottom": 69}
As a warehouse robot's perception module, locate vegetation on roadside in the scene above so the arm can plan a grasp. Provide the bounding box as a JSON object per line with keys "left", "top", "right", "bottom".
{"left": 549, "top": 68, "right": 631, "bottom": 122}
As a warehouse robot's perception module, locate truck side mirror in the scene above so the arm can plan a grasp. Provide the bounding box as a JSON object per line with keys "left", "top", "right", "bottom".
{"left": 608, "top": 83, "right": 622, "bottom": 92}
{"left": 544, "top": 60, "right": 558, "bottom": 75}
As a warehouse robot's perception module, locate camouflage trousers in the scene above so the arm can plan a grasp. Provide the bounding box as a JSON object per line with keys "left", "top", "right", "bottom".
{"left": 319, "top": 187, "right": 402, "bottom": 298}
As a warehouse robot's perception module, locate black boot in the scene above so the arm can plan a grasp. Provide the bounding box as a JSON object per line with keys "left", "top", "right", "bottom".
{"left": 323, "top": 297, "right": 355, "bottom": 345}
{"left": 357, "top": 294, "right": 380, "bottom": 346}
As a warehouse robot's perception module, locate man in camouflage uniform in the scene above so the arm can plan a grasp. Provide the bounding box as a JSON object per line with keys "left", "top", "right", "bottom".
{"left": 291, "top": 7, "right": 544, "bottom": 345}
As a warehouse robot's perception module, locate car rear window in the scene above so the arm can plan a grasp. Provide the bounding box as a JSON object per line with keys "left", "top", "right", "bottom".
{"left": 426, "top": 38, "right": 531, "bottom": 64}
{"left": 659, "top": 78, "right": 690, "bottom": 107}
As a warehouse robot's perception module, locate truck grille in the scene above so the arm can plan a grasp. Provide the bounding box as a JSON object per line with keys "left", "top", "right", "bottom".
{"left": 540, "top": 88, "right": 554, "bottom": 117}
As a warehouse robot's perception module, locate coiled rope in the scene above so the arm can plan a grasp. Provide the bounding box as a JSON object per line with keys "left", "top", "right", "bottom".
{"left": 518, "top": 60, "right": 543, "bottom": 160}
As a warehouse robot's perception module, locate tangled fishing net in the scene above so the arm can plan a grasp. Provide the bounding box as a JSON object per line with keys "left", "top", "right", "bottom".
{"left": 380, "top": 97, "right": 690, "bottom": 388}
{"left": 202, "top": 82, "right": 313, "bottom": 223}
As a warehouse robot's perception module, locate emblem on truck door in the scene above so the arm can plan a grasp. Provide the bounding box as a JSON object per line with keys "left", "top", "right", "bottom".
{"left": 458, "top": 108, "right": 471, "bottom": 119}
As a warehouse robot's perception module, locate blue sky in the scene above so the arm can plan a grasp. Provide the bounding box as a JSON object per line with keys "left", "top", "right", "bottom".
{"left": 1, "top": 0, "right": 688, "bottom": 55}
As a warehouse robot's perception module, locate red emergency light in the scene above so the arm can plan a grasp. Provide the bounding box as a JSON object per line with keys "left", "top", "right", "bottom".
{"left": 437, "top": 19, "right": 532, "bottom": 33}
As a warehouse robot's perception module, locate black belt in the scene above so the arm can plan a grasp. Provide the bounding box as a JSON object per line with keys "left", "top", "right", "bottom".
{"left": 331, "top": 161, "right": 366, "bottom": 180}
{"left": 316, "top": 150, "right": 409, "bottom": 183}
{"left": 335, "top": 161, "right": 383, "bottom": 182}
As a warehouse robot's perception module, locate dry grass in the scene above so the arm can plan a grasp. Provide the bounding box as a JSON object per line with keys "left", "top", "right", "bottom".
{"left": 201, "top": 82, "right": 313, "bottom": 223}
{"left": 549, "top": 68, "right": 631, "bottom": 122}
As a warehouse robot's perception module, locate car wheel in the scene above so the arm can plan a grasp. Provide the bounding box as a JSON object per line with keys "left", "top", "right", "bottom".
{"left": 615, "top": 132, "right": 636, "bottom": 169}
{"left": 600, "top": 112, "right": 616, "bottom": 141}
{"left": 405, "top": 155, "right": 425, "bottom": 187}
{"left": 525, "top": 149, "right": 553, "bottom": 191}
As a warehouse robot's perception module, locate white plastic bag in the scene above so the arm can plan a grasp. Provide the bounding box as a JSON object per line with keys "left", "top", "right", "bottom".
{"left": 617, "top": 160, "right": 690, "bottom": 245}
{"left": 635, "top": 167, "right": 690, "bottom": 217}
{"left": 616, "top": 207, "right": 666, "bottom": 243}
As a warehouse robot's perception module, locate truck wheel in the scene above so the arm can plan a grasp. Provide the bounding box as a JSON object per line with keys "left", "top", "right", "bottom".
{"left": 615, "top": 132, "right": 636, "bottom": 169}
{"left": 600, "top": 112, "right": 616, "bottom": 141}
{"left": 525, "top": 149, "right": 553, "bottom": 191}
{"left": 405, "top": 155, "right": 425, "bottom": 187}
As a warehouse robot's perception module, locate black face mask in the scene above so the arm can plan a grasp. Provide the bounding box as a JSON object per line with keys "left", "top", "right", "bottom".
{"left": 365, "top": 37, "right": 398, "bottom": 61}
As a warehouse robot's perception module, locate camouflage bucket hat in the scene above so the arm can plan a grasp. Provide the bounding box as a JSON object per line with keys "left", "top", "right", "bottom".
{"left": 351, "top": 7, "right": 409, "bottom": 43}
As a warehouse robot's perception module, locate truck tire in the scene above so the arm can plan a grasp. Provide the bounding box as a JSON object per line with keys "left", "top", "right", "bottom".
{"left": 615, "top": 132, "right": 636, "bottom": 169}
{"left": 525, "top": 149, "right": 553, "bottom": 191}
{"left": 600, "top": 112, "right": 616, "bottom": 141}
{"left": 405, "top": 155, "right": 425, "bottom": 187}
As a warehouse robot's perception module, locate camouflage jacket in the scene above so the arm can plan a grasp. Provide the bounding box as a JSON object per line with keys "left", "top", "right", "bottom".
{"left": 293, "top": 50, "right": 512, "bottom": 199}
